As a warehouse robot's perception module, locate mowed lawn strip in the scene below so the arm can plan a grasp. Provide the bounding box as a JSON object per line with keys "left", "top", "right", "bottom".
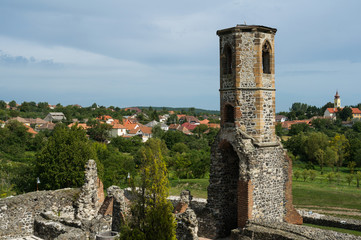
{"left": 293, "top": 181, "right": 361, "bottom": 210}
{"left": 169, "top": 178, "right": 361, "bottom": 212}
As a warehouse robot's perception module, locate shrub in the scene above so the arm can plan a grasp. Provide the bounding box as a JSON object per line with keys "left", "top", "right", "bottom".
{"left": 294, "top": 170, "right": 301, "bottom": 181}
{"left": 326, "top": 172, "right": 335, "bottom": 183}
{"left": 345, "top": 174, "right": 354, "bottom": 186}
{"left": 309, "top": 170, "right": 317, "bottom": 181}
{"left": 301, "top": 169, "right": 309, "bottom": 182}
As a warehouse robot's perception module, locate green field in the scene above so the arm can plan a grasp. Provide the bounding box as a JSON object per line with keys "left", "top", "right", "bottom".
{"left": 169, "top": 176, "right": 361, "bottom": 235}
{"left": 169, "top": 176, "right": 361, "bottom": 212}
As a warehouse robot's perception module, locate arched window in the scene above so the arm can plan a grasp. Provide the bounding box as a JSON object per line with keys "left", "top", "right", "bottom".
{"left": 224, "top": 104, "right": 235, "bottom": 123}
{"left": 223, "top": 45, "right": 232, "bottom": 74}
{"left": 262, "top": 41, "right": 271, "bottom": 74}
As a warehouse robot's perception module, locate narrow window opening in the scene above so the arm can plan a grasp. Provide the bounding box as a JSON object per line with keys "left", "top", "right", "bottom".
{"left": 223, "top": 46, "right": 232, "bottom": 75}
{"left": 224, "top": 104, "right": 235, "bottom": 123}
{"left": 262, "top": 42, "right": 271, "bottom": 74}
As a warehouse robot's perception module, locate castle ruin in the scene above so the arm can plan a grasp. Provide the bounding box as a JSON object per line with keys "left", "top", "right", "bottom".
{"left": 207, "top": 24, "right": 302, "bottom": 238}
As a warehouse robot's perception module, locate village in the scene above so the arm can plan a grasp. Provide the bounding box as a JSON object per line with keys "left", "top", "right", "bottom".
{"left": 0, "top": 102, "right": 221, "bottom": 143}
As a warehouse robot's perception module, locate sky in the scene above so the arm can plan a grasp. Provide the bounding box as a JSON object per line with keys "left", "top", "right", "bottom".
{"left": 0, "top": 0, "right": 360, "bottom": 112}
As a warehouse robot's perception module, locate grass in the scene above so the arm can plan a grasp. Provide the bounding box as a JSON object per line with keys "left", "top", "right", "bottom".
{"left": 169, "top": 174, "right": 361, "bottom": 211}
{"left": 292, "top": 180, "right": 361, "bottom": 210}
{"left": 169, "top": 178, "right": 209, "bottom": 198}
{"left": 303, "top": 223, "right": 361, "bottom": 236}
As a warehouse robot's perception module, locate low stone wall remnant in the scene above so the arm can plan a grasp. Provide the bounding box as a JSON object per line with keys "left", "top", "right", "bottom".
{"left": 231, "top": 220, "right": 361, "bottom": 240}
{"left": 0, "top": 188, "right": 80, "bottom": 239}
{"left": 299, "top": 209, "right": 361, "bottom": 232}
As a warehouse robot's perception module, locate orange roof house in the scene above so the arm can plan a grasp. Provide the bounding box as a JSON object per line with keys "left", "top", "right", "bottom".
{"left": 324, "top": 107, "right": 361, "bottom": 119}
{"left": 182, "top": 122, "right": 198, "bottom": 131}
{"left": 199, "top": 119, "right": 210, "bottom": 125}
{"left": 68, "top": 123, "right": 89, "bottom": 130}
{"left": 25, "top": 125, "right": 38, "bottom": 137}
{"left": 281, "top": 120, "right": 311, "bottom": 130}
{"left": 208, "top": 123, "right": 220, "bottom": 129}
{"left": 109, "top": 123, "right": 127, "bottom": 138}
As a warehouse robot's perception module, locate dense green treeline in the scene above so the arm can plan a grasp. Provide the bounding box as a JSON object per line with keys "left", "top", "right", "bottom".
{"left": 0, "top": 100, "right": 219, "bottom": 124}
{"left": 0, "top": 119, "right": 217, "bottom": 197}
{"left": 280, "top": 118, "right": 361, "bottom": 175}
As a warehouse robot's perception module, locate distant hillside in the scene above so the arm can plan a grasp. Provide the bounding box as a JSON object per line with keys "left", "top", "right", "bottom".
{"left": 133, "top": 106, "right": 220, "bottom": 115}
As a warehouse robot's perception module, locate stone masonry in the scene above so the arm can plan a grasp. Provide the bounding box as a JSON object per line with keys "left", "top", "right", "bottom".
{"left": 75, "top": 159, "right": 104, "bottom": 221}
{"left": 0, "top": 188, "right": 80, "bottom": 239}
{"left": 207, "top": 25, "right": 302, "bottom": 238}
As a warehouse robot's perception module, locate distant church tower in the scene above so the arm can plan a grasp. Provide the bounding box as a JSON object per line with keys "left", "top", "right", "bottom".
{"left": 334, "top": 91, "right": 341, "bottom": 108}
{"left": 207, "top": 25, "right": 302, "bottom": 238}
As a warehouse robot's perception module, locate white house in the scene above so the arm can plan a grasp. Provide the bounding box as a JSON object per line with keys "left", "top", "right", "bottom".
{"left": 109, "top": 124, "right": 127, "bottom": 137}
{"left": 44, "top": 112, "right": 66, "bottom": 122}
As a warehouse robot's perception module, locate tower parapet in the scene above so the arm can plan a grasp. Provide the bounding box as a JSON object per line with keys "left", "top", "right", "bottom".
{"left": 218, "top": 25, "right": 277, "bottom": 145}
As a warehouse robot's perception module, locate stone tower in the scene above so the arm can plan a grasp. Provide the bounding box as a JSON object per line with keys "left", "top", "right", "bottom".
{"left": 207, "top": 25, "right": 302, "bottom": 238}
{"left": 334, "top": 90, "right": 341, "bottom": 108}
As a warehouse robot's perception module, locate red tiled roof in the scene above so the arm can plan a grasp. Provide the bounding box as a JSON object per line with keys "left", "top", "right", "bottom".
{"left": 68, "top": 123, "right": 89, "bottom": 129}
{"left": 139, "top": 126, "right": 152, "bottom": 134}
{"left": 97, "top": 115, "right": 113, "bottom": 121}
{"left": 281, "top": 120, "right": 311, "bottom": 130}
{"left": 199, "top": 119, "right": 209, "bottom": 125}
{"left": 326, "top": 108, "right": 361, "bottom": 114}
{"left": 112, "top": 124, "right": 126, "bottom": 129}
{"left": 177, "top": 114, "right": 186, "bottom": 119}
{"left": 182, "top": 122, "right": 198, "bottom": 131}
{"left": 25, "top": 125, "right": 38, "bottom": 136}
{"left": 124, "top": 123, "right": 139, "bottom": 131}
{"left": 128, "top": 128, "right": 141, "bottom": 134}
{"left": 352, "top": 108, "right": 361, "bottom": 114}
{"left": 208, "top": 123, "right": 220, "bottom": 129}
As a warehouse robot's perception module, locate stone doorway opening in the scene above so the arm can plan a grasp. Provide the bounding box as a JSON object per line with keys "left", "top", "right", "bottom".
{"left": 219, "top": 141, "right": 240, "bottom": 236}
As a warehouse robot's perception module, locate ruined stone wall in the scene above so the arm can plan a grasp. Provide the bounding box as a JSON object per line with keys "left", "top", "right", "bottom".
{"left": 207, "top": 129, "right": 291, "bottom": 236}
{"left": 0, "top": 188, "right": 80, "bottom": 239}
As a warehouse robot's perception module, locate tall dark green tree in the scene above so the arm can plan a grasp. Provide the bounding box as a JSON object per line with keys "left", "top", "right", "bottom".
{"left": 87, "top": 120, "right": 112, "bottom": 142}
{"left": 35, "top": 124, "right": 100, "bottom": 190}
{"left": 119, "top": 139, "right": 176, "bottom": 240}
{"left": 339, "top": 106, "right": 353, "bottom": 121}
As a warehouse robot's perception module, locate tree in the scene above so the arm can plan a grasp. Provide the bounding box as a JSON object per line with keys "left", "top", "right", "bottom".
{"left": 330, "top": 134, "right": 350, "bottom": 172}
{"left": 289, "top": 123, "right": 309, "bottom": 135}
{"left": 325, "top": 147, "right": 338, "bottom": 172}
{"left": 120, "top": 139, "right": 176, "bottom": 240}
{"left": 352, "top": 122, "right": 361, "bottom": 133}
{"left": 87, "top": 120, "right": 112, "bottom": 142}
{"left": 0, "top": 120, "right": 32, "bottom": 158}
{"left": 315, "top": 149, "right": 326, "bottom": 174}
{"left": 110, "top": 136, "right": 144, "bottom": 155}
{"left": 275, "top": 123, "right": 283, "bottom": 137}
{"left": 35, "top": 124, "right": 100, "bottom": 190}
{"left": 152, "top": 125, "right": 164, "bottom": 139}
{"left": 339, "top": 106, "right": 353, "bottom": 121}
{"left": 193, "top": 124, "right": 208, "bottom": 138}
{"left": 9, "top": 100, "right": 17, "bottom": 108}
{"left": 320, "top": 102, "right": 334, "bottom": 116}
{"left": 0, "top": 100, "right": 6, "bottom": 109}
{"left": 285, "top": 132, "right": 307, "bottom": 160}
{"left": 345, "top": 174, "right": 354, "bottom": 186}
{"left": 93, "top": 142, "right": 135, "bottom": 189}
{"left": 356, "top": 171, "right": 361, "bottom": 188}
{"left": 304, "top": 132, "right": 328, "bottom": 164}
